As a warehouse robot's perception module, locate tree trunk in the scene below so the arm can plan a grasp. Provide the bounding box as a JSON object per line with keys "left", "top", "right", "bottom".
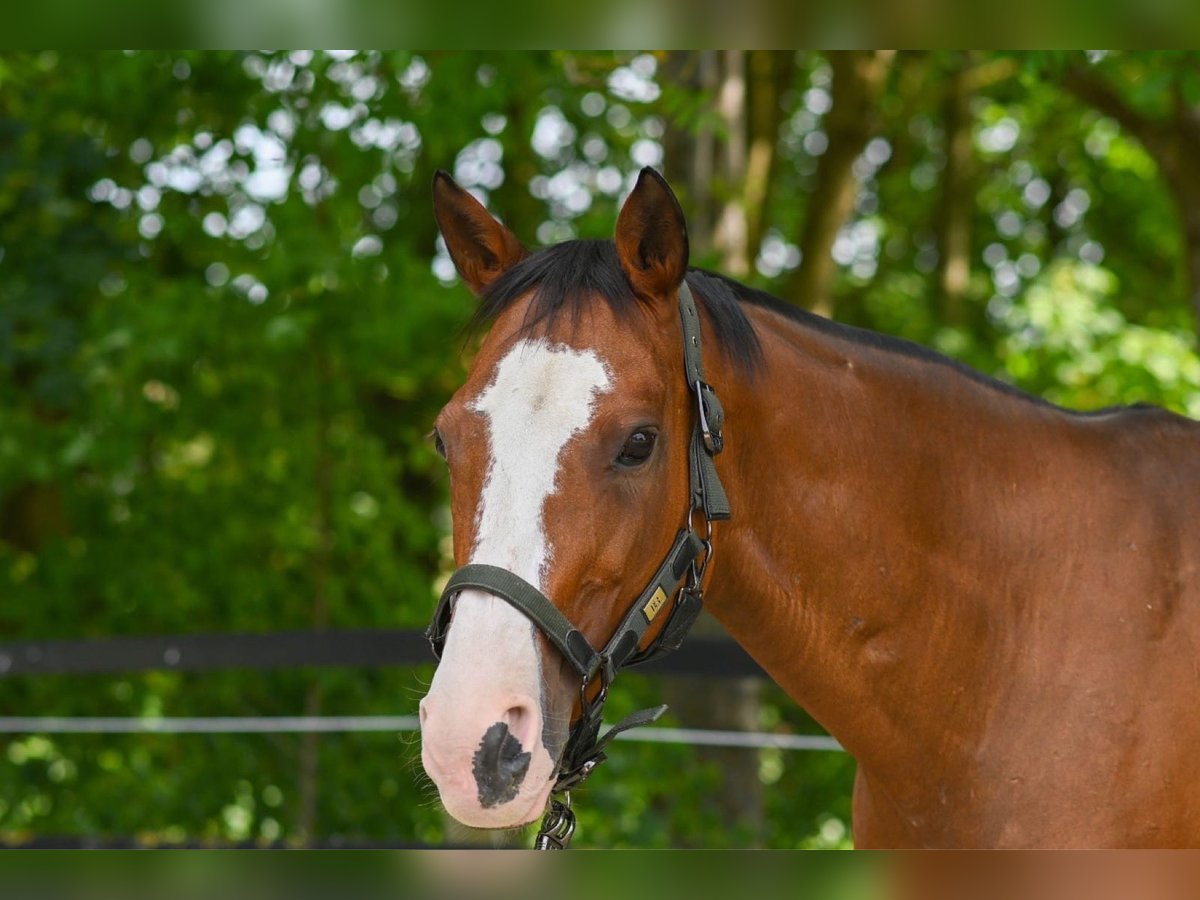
{"left": 664, "top": 51, "right": 720, "bottom": 258}
{"left": 708, "top": 51, "right": 796, "bottom": 278}
{"left": 1158, "top": 130, "right": 1200, "bottom": 328}
{"left": 743, "top": 51, "right": 797, "bottom": 267}
{"left": 1063, "top": 64, "right": 1200, "bottom": 334}
{"left": 661, "top": 613, "right": 765, "bottom": 846}
{"left": 1175, "top": 182, "right": 1200, "bottom": 328}
{"left": 0, "top": 483, "right": 68, "bottom": 552}
{"left": 787, "top": 51, "right": 895, "bottom": 315}
{"left": 714, "top": 50, "right": 750, "bottom": 276}
{"left": 934, "top": 55, "right": 975, "bottom": 326}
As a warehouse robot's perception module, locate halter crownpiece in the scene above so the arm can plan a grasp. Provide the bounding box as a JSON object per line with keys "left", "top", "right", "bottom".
{"left": 425, "top": 279, "right": 730, "bottom": 848}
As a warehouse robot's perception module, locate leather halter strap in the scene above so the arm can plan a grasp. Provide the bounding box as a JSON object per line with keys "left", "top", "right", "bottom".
{"left": 438, "top": 529, "right": 703, "bottom": 684}
{"left": 680, "top": 281, "right": 731, "bottom": 520}
{"left": 425, "top": 279, "right": 731, "bottom": 808}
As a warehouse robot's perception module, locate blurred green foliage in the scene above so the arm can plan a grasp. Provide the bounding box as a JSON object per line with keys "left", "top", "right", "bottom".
{"left": 0, "top": 51, "right": 1196, "bottom": 848}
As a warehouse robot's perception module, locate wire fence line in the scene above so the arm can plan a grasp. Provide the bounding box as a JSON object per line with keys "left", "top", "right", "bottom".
{"left": 0, "top": 629, "right": 845, "bottom": 753}
{"left": 0, "top": 716, "right": 844, "bottom": 752}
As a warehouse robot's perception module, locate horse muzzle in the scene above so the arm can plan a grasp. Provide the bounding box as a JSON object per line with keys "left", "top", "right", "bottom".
{"left": 420, "top": 690, "right": 558, "bottom": 828}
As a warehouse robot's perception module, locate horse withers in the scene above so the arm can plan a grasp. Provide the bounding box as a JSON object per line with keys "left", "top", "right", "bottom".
{"left": 418, "top": 167, "right": 1200, "bottom": 847}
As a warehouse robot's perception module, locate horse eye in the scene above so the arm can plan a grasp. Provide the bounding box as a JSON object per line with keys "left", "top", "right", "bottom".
{"left": 431, "top": 428, "right": 447, "bottom": 460}
{"left": 616, "top": 429, "right": 657, "bottom": 467}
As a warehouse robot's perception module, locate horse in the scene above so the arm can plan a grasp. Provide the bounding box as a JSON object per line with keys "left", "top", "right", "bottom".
{"left": 417, "top": 166, "right": 1200, "bottom": 848}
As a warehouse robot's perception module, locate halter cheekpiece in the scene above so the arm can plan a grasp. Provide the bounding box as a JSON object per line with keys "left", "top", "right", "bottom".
{"left": 425, "top": 280, "right": 731, "bottom": 849}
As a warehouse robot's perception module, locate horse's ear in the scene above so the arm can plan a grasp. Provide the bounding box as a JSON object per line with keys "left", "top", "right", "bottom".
{"left": 614, "top": 167, "right": 690, "bottom": 299}
{"left": 432, "top": 171, "right": 527, "bottom": 296}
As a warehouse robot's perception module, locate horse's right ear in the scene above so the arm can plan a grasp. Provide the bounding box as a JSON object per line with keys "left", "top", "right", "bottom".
{"left": 432, "top": 171, "right": 527, "bottom": 296}
{"left": 614, "top": 167, "right": 690, "bottom": 300}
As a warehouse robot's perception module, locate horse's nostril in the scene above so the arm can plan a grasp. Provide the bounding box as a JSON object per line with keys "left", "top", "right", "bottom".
{"left": 504, "top": 702, "right": 535, "bottom": 747}
{"left": 473, "top": 721, "right": 532, "bottom": 809}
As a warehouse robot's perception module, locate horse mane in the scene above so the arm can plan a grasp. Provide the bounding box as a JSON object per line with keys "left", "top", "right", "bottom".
{"left": 469, "top": 238, "right": 1160, "bottom": 418}
{"left": 472, "top": 239, "right": 763, "bottom": 375}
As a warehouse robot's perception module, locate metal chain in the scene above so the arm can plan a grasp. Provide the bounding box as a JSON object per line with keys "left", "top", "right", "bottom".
{"left": 533, "top": 795, "right": 576, "bottom": 850}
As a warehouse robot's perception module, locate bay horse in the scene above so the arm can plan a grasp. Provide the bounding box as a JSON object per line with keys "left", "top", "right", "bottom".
{"left": 418, "top": 167, "right": 1200, "bottom": 847}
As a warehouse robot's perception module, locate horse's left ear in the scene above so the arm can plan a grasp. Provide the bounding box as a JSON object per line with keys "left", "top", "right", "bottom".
{"left": 615, "top": 167, "right": 690, "bottom": 300}
{"left": 432, "top": 171, "right": 527, "bottom": 296}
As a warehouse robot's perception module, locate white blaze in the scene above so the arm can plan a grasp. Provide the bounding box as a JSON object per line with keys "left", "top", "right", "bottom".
{"left": 426, "top": 339, "right": 612, "bottom": 765}
{"left": 468, "top": 338, "right": 613, "bottom": 584}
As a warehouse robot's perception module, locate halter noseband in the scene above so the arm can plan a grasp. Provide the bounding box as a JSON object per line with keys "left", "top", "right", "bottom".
{"left": 425, "top": 280, "right": 731, "bottom": 848}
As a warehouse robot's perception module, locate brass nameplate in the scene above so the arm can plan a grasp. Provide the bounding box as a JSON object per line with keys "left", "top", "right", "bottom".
{"left": 643, "top": 587, "right": 668, "bottom": 622}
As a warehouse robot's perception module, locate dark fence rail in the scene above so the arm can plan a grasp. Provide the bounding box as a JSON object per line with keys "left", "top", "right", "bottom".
{"left": 0, "top": 629, "right": 766, "bottom": 680}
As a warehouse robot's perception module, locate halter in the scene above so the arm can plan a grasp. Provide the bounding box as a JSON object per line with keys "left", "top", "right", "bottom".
{"left": 425, "top": 280, "right": 731, "bottom": 849}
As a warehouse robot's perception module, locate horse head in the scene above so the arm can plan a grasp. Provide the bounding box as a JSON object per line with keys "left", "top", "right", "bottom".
{"left": 419, "top": 168, "right": 705, "bottom": 829}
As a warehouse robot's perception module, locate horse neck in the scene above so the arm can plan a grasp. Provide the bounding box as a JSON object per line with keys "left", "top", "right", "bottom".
{"left": 701, "top": 303, "right": 1051, "bottom": 791}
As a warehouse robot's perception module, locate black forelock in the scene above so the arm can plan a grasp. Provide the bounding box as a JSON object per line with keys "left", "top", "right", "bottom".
{"left": 468, "top": 239, "right": 765, "bottom": 376}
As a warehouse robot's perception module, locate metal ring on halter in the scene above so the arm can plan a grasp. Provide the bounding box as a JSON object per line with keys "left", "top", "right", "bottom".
{"left": 580, "top": 666, "right": 610, "bottom": 716}
{"left": 699, "top": 517, "right": 715, "bottom": 580}
{"left": 685, "top": 498, "right": 715, "bottom": 588}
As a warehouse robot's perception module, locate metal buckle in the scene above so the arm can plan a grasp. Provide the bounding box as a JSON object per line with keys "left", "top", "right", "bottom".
{"left": 580, "top": 664, "right": 610, "bottom": 719}
{"left": 534, "top": 794, "right": 576, "bottom": 850}
{"left": 694, "top": 380, "right": 724, "bottom": 454}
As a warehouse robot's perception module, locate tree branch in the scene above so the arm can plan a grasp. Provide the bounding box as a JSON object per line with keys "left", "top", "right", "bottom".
{"left": 961, "top": 55, "right": 1019, "bottom": 94}
{"left": 1062, "top": 65, "right": 1163, "bottom": 150}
